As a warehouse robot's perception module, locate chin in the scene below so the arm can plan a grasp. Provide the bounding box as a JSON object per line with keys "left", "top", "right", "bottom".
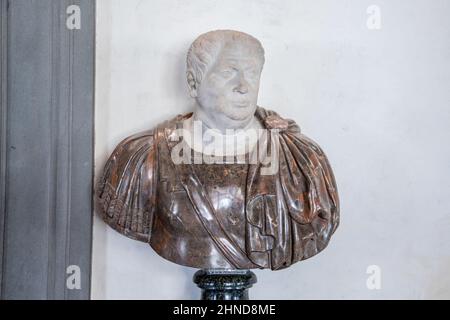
{"left": 222, "top": 104, "right": 256, "bottom": 121}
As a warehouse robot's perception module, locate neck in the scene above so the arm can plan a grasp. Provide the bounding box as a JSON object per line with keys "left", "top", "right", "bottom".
{"left": 193, "top": 106, "right": 260, "bottom": 134}
{"left": 182, "top": 111, "right": 263, "bottom": 157}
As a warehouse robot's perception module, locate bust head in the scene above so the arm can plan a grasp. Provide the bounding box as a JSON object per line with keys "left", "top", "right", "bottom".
{"left": 187, "top": 30, "right": 265, "bottom": 131}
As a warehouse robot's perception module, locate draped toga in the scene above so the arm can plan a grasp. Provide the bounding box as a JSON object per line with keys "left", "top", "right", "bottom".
{"left": 96, "top": 107, "right": 340, "bottom": 270}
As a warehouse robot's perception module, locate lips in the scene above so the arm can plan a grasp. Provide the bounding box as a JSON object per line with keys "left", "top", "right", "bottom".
{"left": 234, "top": 102, "right": 249, "bottom": 107}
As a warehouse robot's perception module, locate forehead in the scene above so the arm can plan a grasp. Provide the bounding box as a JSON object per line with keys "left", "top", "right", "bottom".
{"left": 215, "top": 42, "right": 263, "bottom": 67}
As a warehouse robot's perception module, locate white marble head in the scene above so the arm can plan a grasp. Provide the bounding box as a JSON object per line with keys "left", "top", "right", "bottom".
{"left": 187, "top": 30, "right": 265, "bottom": 131}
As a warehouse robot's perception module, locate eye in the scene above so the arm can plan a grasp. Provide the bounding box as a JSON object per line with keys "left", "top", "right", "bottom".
{"left": 220, "top": 69, "right": 233, "bottom": 78}
{"left": 246, "top": 69, "right": 259, "bottom": 78}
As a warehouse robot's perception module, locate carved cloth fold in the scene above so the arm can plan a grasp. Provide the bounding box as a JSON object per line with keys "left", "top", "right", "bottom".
{"left": 244, "top": 107, "right": 340, "bottom": 270}
{"left": 96, "top": 108, "right": 340, "bottom": 270}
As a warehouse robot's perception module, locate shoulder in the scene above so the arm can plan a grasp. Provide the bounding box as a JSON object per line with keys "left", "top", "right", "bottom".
{"left": 257, "top": 106, "right": 336, "bottom": 195}
{"left": 101, "top": 112, "right": 190, "bottom": 180}
{"left": 256, "top": 106, "right": 328, "bottom": 152}
{"left": 255, "top": 106, "right": 301, "bottom": 135}
{"left": 96, "top": 129, "right": 158, "bottom": 241}
{"left": 100, "top": 129, "right": 157, "bottom": 191}
{"left": 105, "top": 112, "right": 189, "bottom": 171}
{"left": 110, "top": 129, "right": 155, "bottom": 162}
{"left": 96, "top": 113, "right": 192, "bottom": 241}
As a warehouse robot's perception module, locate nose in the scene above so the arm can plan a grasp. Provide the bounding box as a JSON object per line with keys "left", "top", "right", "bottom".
{"left": 233, "top": 73, "right": 249, "bottom": 94}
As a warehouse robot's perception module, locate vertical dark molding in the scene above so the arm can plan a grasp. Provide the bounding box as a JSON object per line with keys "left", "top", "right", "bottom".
{"left": 0, "top": 0, "right": 94, "bottom": 300}
{"left": 0, "top": 0, "right": 8, "bottom": 298}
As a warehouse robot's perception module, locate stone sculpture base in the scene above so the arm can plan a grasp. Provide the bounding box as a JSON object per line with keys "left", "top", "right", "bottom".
{"left": 193, "top": 269, "right": 257, "bottom": 300}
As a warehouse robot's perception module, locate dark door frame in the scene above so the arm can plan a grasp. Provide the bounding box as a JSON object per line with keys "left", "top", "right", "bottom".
{"left": 0, "top": 0, "right": 95, "bottom": 300}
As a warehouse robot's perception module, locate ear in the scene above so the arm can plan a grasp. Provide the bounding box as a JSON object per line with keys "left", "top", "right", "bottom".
{"left": 186, "top": 70, "right": 198, "bottom": 98}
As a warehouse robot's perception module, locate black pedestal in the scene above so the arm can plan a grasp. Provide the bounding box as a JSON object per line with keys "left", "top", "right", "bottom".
{"left": 193, "top": 269, "right": 257, "bottom": 300}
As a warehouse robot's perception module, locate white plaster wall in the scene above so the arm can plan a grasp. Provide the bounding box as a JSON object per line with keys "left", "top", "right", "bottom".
{"left": 93, "top": 0, "right": 450, "bottom": 299}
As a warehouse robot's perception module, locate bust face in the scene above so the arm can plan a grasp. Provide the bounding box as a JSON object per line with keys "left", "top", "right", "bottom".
{"left": 195, "top": 41, "right": 264, "bottom": 124}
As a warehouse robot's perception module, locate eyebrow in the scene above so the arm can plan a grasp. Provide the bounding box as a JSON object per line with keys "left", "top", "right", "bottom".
{"left": 220, "top": 59, "right": 259, "bottom": 69}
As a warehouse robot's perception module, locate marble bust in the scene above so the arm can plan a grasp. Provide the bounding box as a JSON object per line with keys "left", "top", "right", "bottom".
{"left": 96, "top": 30, "right": 340, "bottom": 270}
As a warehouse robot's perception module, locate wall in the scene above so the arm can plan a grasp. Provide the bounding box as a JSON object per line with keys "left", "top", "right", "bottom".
{"left": 93, "top": 0, "right": 450, "bottom": 299}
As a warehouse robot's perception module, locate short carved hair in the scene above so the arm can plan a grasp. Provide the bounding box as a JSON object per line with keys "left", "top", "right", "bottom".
{"left": 186, "top": 30, "right": 265, "bottom": 90}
